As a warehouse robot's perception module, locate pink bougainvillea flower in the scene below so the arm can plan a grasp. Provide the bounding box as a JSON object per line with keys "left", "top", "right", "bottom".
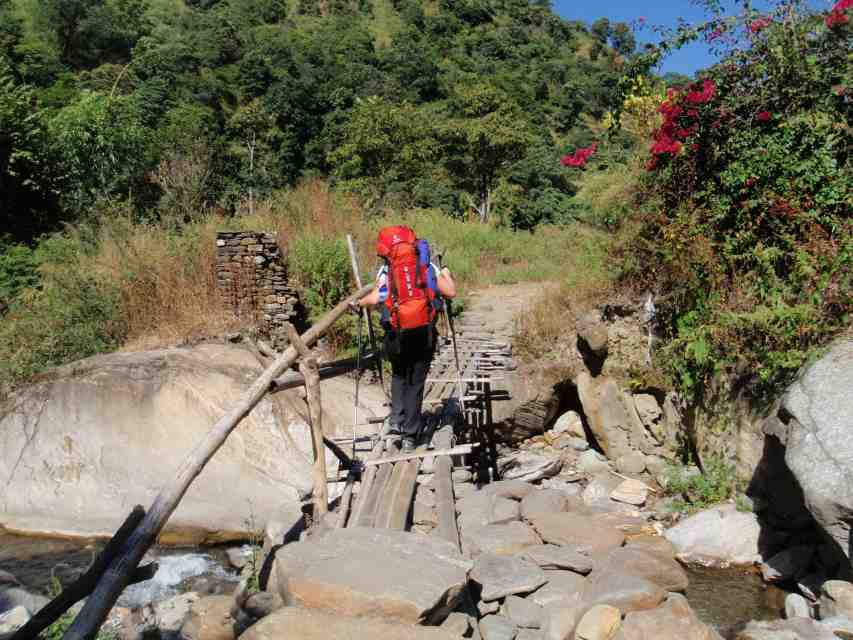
{"left": 832, "top": 0, "right": 853, "bottom": 11}
{"left": 560, "top": 143, "right": 598, "bottom": 168}
{"left": 756, "top": 111, "right": 772, "bottom": 122}
{"left": 651, "top": 136, "right": 682, "bottom": 156}
{"left": 749, "top": 17, "right": 772, "bottom": 32}
{"left": 826, "top": 10, "right": 849, "bottom": 27}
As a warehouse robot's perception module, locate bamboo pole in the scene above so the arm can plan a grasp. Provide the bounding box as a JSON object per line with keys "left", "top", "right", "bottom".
{"left": 62, "top": 283, "right": 373, "bottom": 640}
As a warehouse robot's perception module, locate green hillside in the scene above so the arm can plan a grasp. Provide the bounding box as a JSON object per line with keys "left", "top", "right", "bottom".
{"left": 0, "top": 0, "right": 634, "bottom": 240}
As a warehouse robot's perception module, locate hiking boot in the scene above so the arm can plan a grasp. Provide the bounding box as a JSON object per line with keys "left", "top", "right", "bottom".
{"left": 401, "top": 437, "right": 416, "bottom": 452}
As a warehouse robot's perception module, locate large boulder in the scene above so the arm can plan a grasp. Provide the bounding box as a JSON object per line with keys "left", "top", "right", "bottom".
{"left": 240, "top": 606, "right": 460, "bottom": 640}
{"left": 0, "top": 344, "right": 385, "bottom": 541}
{"left": 665, "top": 505, "right": 762, "bottom": 567}
{"left": 591, "top": 547, "right": 689, "bottom": 593}
{"left": 528, "top": 513, "right": 625, "bottom": 555}
{"left": 274, "top": 527, "right": 471, "bottom": 625}
{"left": 774, "top": 339, "right": 853, "bottom": 562}
{"left": 471, "top": 554, "right": 547, "bottom": 602}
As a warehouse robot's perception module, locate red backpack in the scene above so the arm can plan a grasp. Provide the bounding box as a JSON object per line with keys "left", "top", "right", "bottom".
{"left": 376, "top": 225, "right": 439, "bottom": 331}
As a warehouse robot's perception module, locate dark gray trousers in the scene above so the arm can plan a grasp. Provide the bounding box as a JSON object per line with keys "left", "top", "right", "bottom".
{"left": 386, "top": 325, "right": 435, "bottom": 438}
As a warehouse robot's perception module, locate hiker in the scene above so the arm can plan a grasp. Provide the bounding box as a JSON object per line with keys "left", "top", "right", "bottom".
{"left": 355, "top": 226, "right": 456, "bottom": 452}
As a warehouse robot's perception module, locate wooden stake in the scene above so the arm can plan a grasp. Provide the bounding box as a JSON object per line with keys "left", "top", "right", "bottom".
{"left": 61, "top": 283, "right": 373, "bottom": 640}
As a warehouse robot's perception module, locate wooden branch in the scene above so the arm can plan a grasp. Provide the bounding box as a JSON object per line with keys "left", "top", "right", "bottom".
{"left": 268, "top": 352, "right": 378, "bottom": 393}
{"left": 61, "top": 282, "right": 374, "bottom": 640}
{"left": 434, "top": 455, "right": 460, "bottom": 551}
{"left": 334, "top": 470, "right": 358, "bottom": 529}
{"left": 12, "top": 507, "right": 153, "bottom": 640}
{"left": 284, "top": 322, "right": 310, "bottom": 358}
{"left": 323, "top": 436, "right": 353, "bottom": 470}
{"left": 361, "top": 444, "right": 478, "bottom": 467}
{"left": 301, "top": 356, "right": 328, "bottom": 521}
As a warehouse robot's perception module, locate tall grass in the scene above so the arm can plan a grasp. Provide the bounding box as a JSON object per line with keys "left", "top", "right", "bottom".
{"left": 0, "top": 180, "right": 615, "bottom": 387}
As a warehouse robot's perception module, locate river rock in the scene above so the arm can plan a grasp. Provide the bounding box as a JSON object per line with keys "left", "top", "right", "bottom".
{"left": 664, "top": 504, "right": 762, "bottom": 567}
{"left": 786, "top": 593, "right": 811, "bottom": 619}
{"left": 576, "top": 374, "right": 644, "bottom": 461}
{"left": 0, "top": 586, "right": 49, "bottom": 616}
{"left": 578, "top": 450, "right": 610, "bottom": 475}
{"left": 528, "top": 571, "right": 587, "bottom": 608}
{"left": 529, "top": 513, "right": 625, "bottom": 554}
{"left": 274, "top": 527, "right": 470, "bottom": 624}
{"left": 479, "top": 615, "right": 518, "bottom": 640}
{"left": 610, "top": 479, "right": 649, "bottom": 507}
{"left": 0, "top": 573, "right": 18, "bottom": 588}
{"left": 583, "top": 474, "right": 622, "bottom": 509}
{"left": 591, "top": 547, "right": 689, "bottom": 593}
{"left": 503, "top": 595, "right": 543, "bottom": 629}
{"left": 520, "top": 489, "right": 571, "bottom": 521}
{"left": 552, "top": 411, "right": 585, "bottom": 439}
{"left": 0, "top": 606, "right": 29, "bottom": 636}
{"left": 820, "top": 580, "right": 853, "bottom": 619}
{"left": 152, "top": 593, "right": 200, "bottom": 639}
{"left": 519, "top": 545, "right": 593, "bottom": 574}
{"left": 516, "top": 630, "right": 543, "bottom": 640}
{"left": 501, "top": 453, "right": 562, "bottom": 483}
{"left": 625, "top": 534, "right": 677, "bottom": 557}
{"left": 243, "top": 592, "right": 283, "bottom": 620}
{"left": 557, "top": 436, "right": 589, "bottom": 452}
{"left": 577, "top": 310, "right": 609, "bottom": 358}
{"left": 615, "top": 453, "right": 646, "bottom": 475}
{"left": 0, "top": 345, "right": 385, "bottom": 540}
{"left": 226, "top": 547, "right": 252, "bottom": 570}
{"left": 471, "top": 554, "right": 548, "bottom": 602}
{"left": 582, "top": 573, "right": 666, "bottom": 615}
{"left": 541, "top": 601, "right": 582, "bottom": 640}
{"left": 179, "top": 595, "right": 235, "bottom": 640}
{"left": 735, "top": 617, "right": 838, "bottom": 640}
{"left": 618, "top": 593, "right": 722, "bottom": 640}
{"left": 774, "top": 338, "right": 853, "bottom": 562}
{"left": 458, "top": 494, "right": 521, "bottom": 531}
{"left": 463, "top": 522, "right": 542, "bottom": 557}
{"left": 575, "top": 605, "right": 621, "bottom": 640}
{"left": 633, "top": 395, "right": 662, "bottom": 431}
{"left": 480, "top": 480, "right": 537, "bottom": 501}
{"left": 240, "top": 606, "right": 460, "bottom": 640}
{"left": 760, "top": 546, "right": 814, "bottom": 583}
{"left": 441, "top": 612, "right": 472, "bottom": 636}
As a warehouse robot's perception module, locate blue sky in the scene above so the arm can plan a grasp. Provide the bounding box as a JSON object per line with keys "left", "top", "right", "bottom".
{"left": 553, "top": 0, "right": 832, "bottom": 77}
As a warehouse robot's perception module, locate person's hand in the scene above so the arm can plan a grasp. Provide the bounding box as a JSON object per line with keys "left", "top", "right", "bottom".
{"left": 440, "top": 266, "right": 452, "bottom": 279}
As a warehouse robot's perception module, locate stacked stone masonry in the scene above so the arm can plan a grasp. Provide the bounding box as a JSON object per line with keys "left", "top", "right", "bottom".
{"left": 215, "top": 231, "right": 304, "bottom": 350}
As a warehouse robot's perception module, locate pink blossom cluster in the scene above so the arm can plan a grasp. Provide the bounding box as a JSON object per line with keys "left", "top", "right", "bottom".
{"left": 560, "top": 143, "right": 598, "bottom": 168}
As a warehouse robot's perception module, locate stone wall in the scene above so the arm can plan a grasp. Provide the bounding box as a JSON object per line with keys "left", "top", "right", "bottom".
{"left": 215, "top": 231, "right": 304, "bottom": 350}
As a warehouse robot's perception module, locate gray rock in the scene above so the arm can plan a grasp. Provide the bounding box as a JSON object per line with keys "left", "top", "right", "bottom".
{"left": 274, "top": 528, "right": 471, "bottom": 625}
{"left": 615, "top": 452, "right": 646, "bottom": 475}
{"left": 777, "top": 338, "right": 853, "bottom": 561}
{"left": 786, "top": 593, "right": 811, "bottom": 619}
{"left": 520, "top": 490, "right": 570, "bottom": 521}
{"left": 503, "top": 595, "right": 543, "bottom": 629}
{"left": 0, "top": 606, "right": 29, "bottom": 636}
{"left": 226, "top": 546, "right": 252, "bottom": 570}
{"left": 625, "top": 534, "right": 678, "bottom": 558}
{"left": 551, "top": 411, "right": 585, "bottom": 439}
{"left": 528, "top": 571, "right": 587, "bottom": 608}
{"left": 152, "top": 593, "right": 200, "bottom": 639}
{"left": 0, "top": 586, "right": 49, "bottom": 616}
{"left": 583, "top": 474, "right": 622, "bottom": 509}
{"left": 557, "top": 436, "right": 589, "bottom": 452}
{"left": 820, "top": 580, "right": 853, "bottom": 620}
{"left": 463, "top": 522, "right": 542, "bottom": 558}
{"left": 591, "top": 547, "right": 689, "bottom": 593}
{"left": 479, "top": 615, "right": 518, "bottom": 640}
{"left": 518, "top": 545, "right": 593, "bottom": 575}
{"left": 610, "top": 479, "right": 649, "bottom": 507}
{"left": 582, "top": 573, "right": 667, "bottom": 615}
{"left": 578, "top": 450, "right": 610, "bottom": 475}
{"left": 453, "top": 470, "right": 473, "bottom": 483}
{"left": 574, "top": 604, "right": 621, "bottom": 640}
{"left": 618, "top": 593, "right": 722, "bottom": 640}
{"left": 633, "top": 395, "right": 662, "bottom": 430}
{"left": 471, "top": 554, "right": 548, "bottom": 602}
{"left": 577, "top": 311, "right": 609, "bottom": 358}
{"left": 480, "top": 481, "right": 537, "bottom": 501}
{"left": 479, "top": 600, "right": 501, "bottom": 616}
{"left": 501, "top": 453, "right": 562, "bottom": 483}
{"left": 458, "top": 494, "right": 521, "bottom": 531}
{"left": 540, "top": 600, "right": 582, "bottom": 640}
{"left": 761, "top": 546, "right": 814, "bottom": 583}
{"left": 243, "top": 592, "right": 284, "bottom": 620}
{"left": 736, "top": 617, "right": 837, "bottom": 640}
{"left": 441, "top": 612, "right": 473, "bottom": 636}
{"left": 820, "top": 616, "right": 853, "bottom": 638}
{"left": 664, "top": 504, "right": 762, "bottom": 567}
{"left": 528, "top": 513, "right": 625, "bottom": 555}
{"left": 540, "top": 479, "right": 582, "bottom": 497}
{"left": 515, "top": 630, "right": 543, "bottom": 640}
{"left": 0, "top": 572, "right": 19, "bottom": 588}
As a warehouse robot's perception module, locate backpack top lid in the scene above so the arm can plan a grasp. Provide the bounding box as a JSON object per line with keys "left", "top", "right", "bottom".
{"left": 376, "top": 225, "right": 417, "bottom": 258}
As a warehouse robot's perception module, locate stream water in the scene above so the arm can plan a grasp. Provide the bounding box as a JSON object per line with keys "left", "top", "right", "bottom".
{"left": 1, "top": 533, "right": 783, "bottom": 632}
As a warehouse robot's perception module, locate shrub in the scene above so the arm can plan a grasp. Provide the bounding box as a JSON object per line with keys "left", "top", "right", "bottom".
{"left": 618, "top": 1, "right": 852, "bottom": 401}
{"left": 664, "top": 456, "right": 737, "bottom": 513}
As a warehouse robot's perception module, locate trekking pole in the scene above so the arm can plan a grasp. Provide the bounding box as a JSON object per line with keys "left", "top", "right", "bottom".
{"left": 346, "top": 234, "right": 387, "bottom": 398}
{"left": 437, "top": 252, "right": 465, "bottom": 412}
